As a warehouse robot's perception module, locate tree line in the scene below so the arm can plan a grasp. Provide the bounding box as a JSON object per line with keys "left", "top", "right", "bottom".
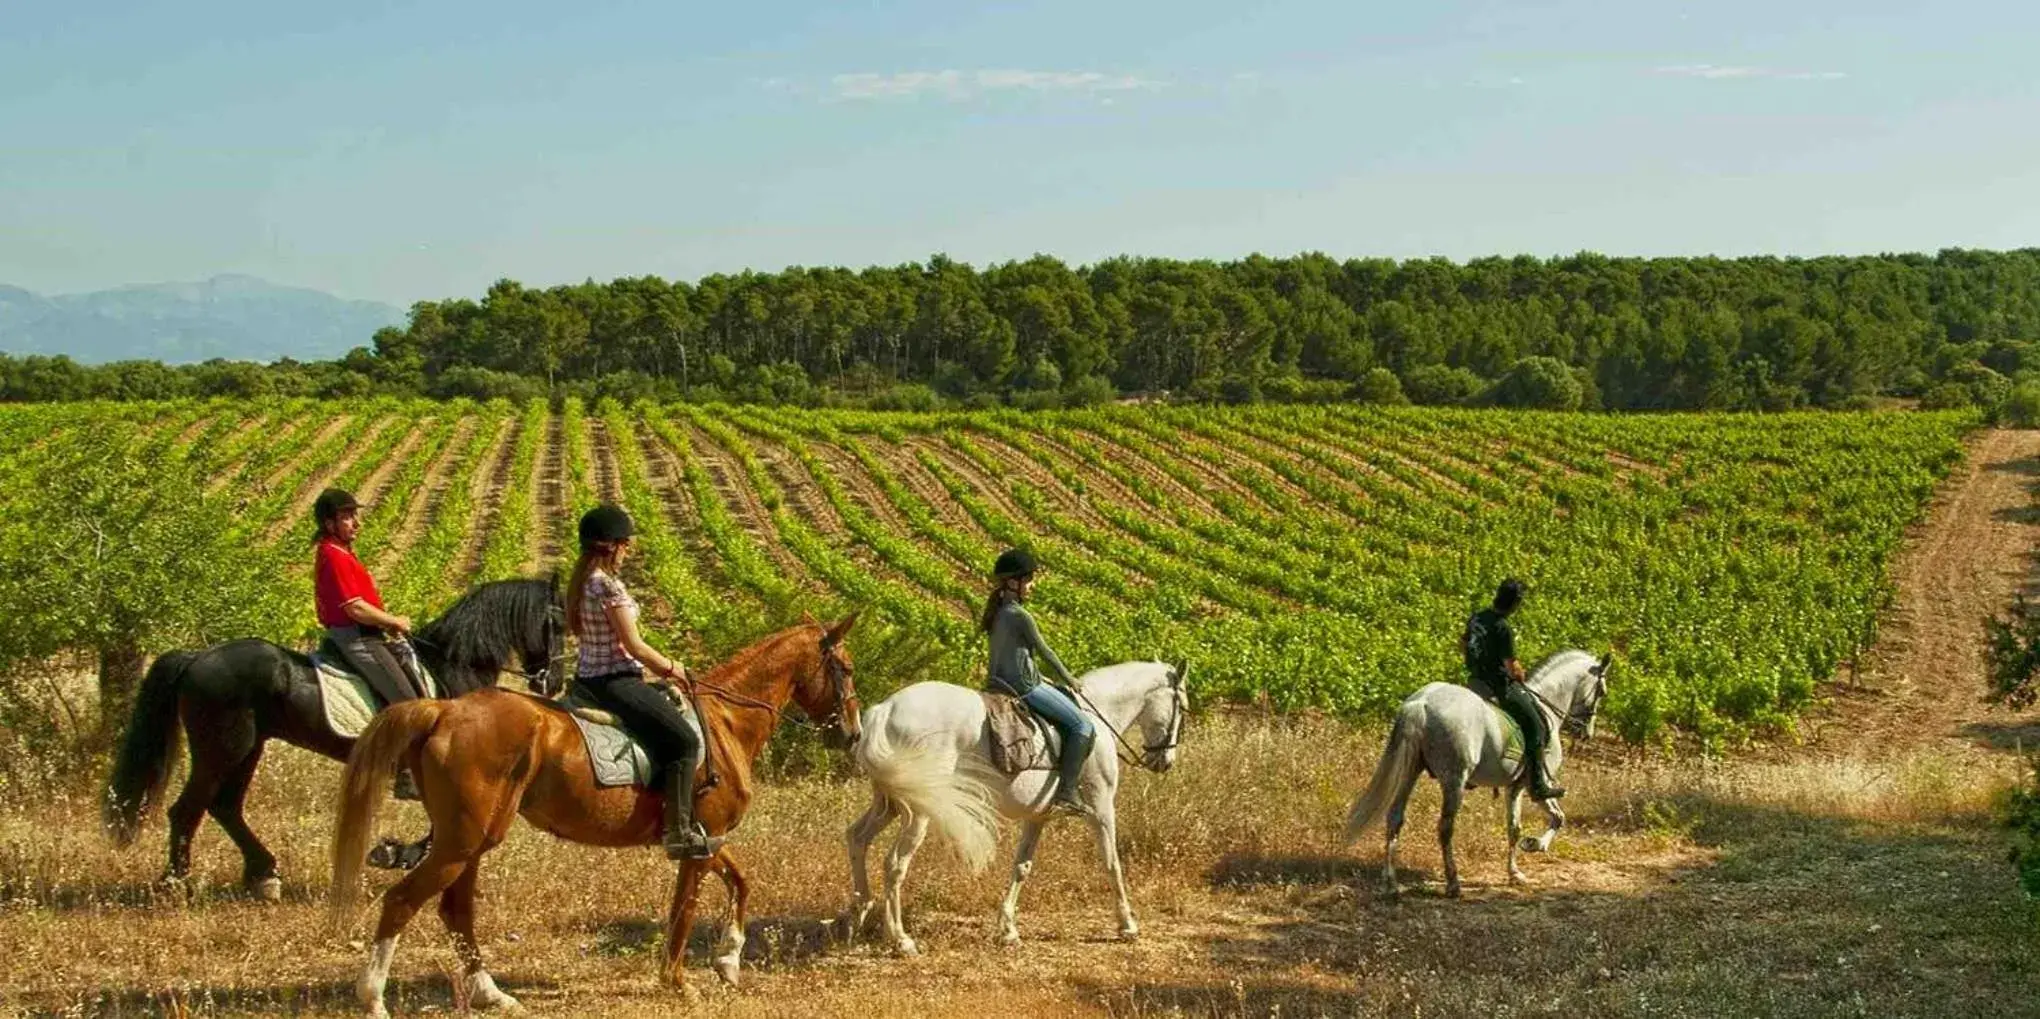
{"left": 6, "top": 248, "right": 2040, "bottom": 415}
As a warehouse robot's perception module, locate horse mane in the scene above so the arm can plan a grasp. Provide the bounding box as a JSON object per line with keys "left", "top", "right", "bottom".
{"left": 702, "top": 622, "right": 820, "bottom": 685}
{"left": 416, "top": 577, "right": 557, "bottom": 666}
{"left": 1527, "top": 648, "right": 1599, "bottom": 689}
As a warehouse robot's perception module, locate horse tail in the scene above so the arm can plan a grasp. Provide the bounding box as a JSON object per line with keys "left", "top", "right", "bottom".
{"left": 330, "top": 700, "right": 447, "bottom": 923}
{"left": 854, "top": 719, "right": 1000, "bottom": 873}
{"left": 1343, "top": 699, "right": 1425, "bottom": 846}
{"left": 103, "top": 651, "right": 195, "bottom": 847}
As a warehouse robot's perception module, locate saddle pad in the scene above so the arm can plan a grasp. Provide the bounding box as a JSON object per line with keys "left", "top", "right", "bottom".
{"left": 315, "top": 657, "right": 441, "bottom": 740}
{"left": 980, "top": 690, "right": 1056, "bottom": 774}
{"left": 1487, "top": 702, "right": 1526, "bottom": 777}
{"left": 560, "top": 686, "right": 703, "bottom": 789}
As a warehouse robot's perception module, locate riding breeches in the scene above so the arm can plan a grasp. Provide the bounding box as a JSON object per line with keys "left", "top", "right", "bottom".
{"left": 329, "top": 627, "right": 426, "bottom": 707}
{"left": 1497, "top": 682, "right": 1552, "bottom": 770}
{"left": 1020, "top": 684, "right": 1096, "bottom": 798}
{"left": 577, "top": 669, "right": 703, "bottom": 783}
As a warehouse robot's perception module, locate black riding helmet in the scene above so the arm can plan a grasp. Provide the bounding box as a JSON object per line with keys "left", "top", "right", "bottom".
{"left": 992, "top": 547, "right": 1039, "bottom": 581}
{"left": 313, "top": 488, "right": 360, "bottom": 525}
{"left": 578, "top": 503, "right": 634, "bottom": 548}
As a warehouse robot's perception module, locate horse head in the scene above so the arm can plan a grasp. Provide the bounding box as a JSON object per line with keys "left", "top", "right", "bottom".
{"left": 1140, "top": 661, "right": 1190, "bottom": 773}
{"left": 801, "top": 611, "right": 864, "bottom": 751}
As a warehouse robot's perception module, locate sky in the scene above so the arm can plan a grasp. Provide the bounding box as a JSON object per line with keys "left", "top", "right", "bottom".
{"left": 3, "top": 0, "right": 2037, "bottom": 306}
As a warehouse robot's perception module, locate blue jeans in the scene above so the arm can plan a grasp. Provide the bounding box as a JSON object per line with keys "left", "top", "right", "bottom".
{"left": 1021, "top": 684, "right": 1096, "bottom": 802}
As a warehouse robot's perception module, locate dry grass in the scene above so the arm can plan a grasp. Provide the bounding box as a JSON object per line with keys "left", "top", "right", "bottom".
{"left": 3, "top": 711, "right": 2035, "bottom": 1018}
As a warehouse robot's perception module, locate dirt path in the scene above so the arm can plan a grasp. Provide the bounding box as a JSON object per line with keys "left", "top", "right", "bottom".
{"left": 588, "top": 418, "right": 624, "bottom": 503}
{"left": 1803, "top": 428, "right": 2040, "bottom": 757}
{"left": 262, "top": 416, "right": 397, "bottom": 543}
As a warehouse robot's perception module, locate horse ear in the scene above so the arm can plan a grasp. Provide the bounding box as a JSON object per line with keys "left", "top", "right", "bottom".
{"left": 828, "top": 610, "right": 862, "bottom": 642}
{"left": 1174, "top": 661, "right": 1189, "bottom": 689}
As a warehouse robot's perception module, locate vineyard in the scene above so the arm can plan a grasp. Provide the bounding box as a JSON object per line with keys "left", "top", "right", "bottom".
{"left": 0, "top": 399, "right": 1980, "bottom": 744}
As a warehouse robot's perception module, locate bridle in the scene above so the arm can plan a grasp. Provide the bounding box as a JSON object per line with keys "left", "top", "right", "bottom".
{"left": 1525, "top": 666, "right": 1605, "bottom": 740}
{"left": 1069, "top": 665, "right": 1185, "bottom": 771}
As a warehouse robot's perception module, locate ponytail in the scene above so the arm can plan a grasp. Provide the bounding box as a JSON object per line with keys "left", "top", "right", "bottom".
{"left": 566, "top": 541, "right": 624, "bottom": 639}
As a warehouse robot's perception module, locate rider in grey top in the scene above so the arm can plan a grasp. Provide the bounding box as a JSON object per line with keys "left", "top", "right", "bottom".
{"left": 983, "top": 548, "right": 1096, "bottom": 815}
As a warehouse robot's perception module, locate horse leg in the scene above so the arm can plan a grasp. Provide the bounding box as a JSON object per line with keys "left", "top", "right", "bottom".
{"left": 1380, "top": 762, "right": 1423, "bottom": 899}
{"left": 840, "top": 791, "right": 894, "bottom": 941}
{"left": 708, "top": 851, "right": 749, "bottom": 987}
{"left": 1505, "top": 787, "right": 1529, "bottom": 885}
{"left": 359, "top": 840, "right": 478, "bottom": 1018}
{"left": 207, "top": 743, "right": 281, "bottom": 902}
{"left": 1090, "top": 807, "right": 1138, "bottom": 940}
{"left": 439, "top": 860, "right": 520, "bottom": 1012}
{"left": 881, "top": 814, "right": 931, "bottom": 957}
{"left": 996, "top": 820, "right": 1044, "bottom": 947}
{"left": 163, "top": 750, "right": 227, "bottom": 896}
{"left": 1438, "top": 777, "right": 1467, "bottom": 898}
{"left": 662, "top": 859, "right": 709, "bottom": 993}
{"left": 1527, "top": 797, "right": 1566, "bottom": 853}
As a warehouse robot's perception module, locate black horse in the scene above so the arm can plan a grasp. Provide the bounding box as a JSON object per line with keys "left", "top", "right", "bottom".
{"left": 103, "top": 576, "right": 564, "bottom": 899}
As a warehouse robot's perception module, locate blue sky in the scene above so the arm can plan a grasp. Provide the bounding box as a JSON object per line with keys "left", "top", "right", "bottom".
{"left": 3, "top": 0, "right": 2037, "bottom": 305}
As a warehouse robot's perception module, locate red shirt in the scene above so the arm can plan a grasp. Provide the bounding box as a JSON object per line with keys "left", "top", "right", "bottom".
{"left": 315, "top": 538, "right": 385, "bottom": 628}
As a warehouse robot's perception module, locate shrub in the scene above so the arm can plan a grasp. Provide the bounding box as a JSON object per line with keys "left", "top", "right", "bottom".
{"left": 1401, "top": 364, "right": 1487, "bottom": 406}
{"left": 1355, "top": 368, "right": 1408, "bottom": 406}
{"left": 1487, "top": 356, "right": 1584, "bottom": 410}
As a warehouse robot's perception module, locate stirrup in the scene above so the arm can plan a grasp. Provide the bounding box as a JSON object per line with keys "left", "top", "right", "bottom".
{"left": 663, "top": 823, "right": 726, "bottom": 861}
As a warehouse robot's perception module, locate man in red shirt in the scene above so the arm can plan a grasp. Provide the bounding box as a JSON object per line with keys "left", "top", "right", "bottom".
{"left": 314, "top": 488, "right": 426, "bottom": 708}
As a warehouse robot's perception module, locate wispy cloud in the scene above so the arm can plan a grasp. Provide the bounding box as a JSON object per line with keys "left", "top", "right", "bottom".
{"left": 1654, "top": 64, "right": 1847, "bottom": 81}
{"left": 828, "top": 69, "right": 1165, "bottom": 101}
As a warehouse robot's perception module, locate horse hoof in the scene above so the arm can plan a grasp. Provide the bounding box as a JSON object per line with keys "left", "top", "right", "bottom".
{"left": 1445, "top": 883, "right": 1463, "bottom": 899}
{"left": 247, "top": 876, "right": 282, "bottom": 903}
{"left": 1117, "top": 926, "right": 1141, "bottom": 942}
{"left": 893, "top": 939, "right": 921, "bottom": 958}
{"left": 713, "top": 958, "right": 741, "bottom": 987}
{"left": 1508, "top": 870, "right": 1530, "bottom": 886}
{"left": 1519, "top": 837, "right": 1546, "bottom": 854}
{"left": 157, "top": 875, "right": 195, "bottom": 904}
{"left": 997, "top": 930, "right": 1021, "bottom": 948}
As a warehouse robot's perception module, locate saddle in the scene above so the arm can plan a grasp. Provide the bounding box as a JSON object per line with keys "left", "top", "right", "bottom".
{"left": 981, "top": 689, "right": 1058, "bottom": 774}
{"left": 310, "top": 639, "right": 441, "bottom": 740}
{"left": 557, "top": 684, "right": 710, "bottom": 790}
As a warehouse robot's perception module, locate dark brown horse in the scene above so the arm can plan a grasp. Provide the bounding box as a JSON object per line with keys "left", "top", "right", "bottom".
{"left": 104, "top": 577, "right": 564, "bottom": 899}
{"left": 330, "top": 615, "right": 862, "bottom": 1015}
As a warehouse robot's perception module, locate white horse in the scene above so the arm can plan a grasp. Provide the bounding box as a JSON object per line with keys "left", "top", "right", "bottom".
{"left": 842, "top": 661, "right": 1187, "bottom": 954}
{"left": 1342, "top": 649, "right": 1609, "bottom": 897}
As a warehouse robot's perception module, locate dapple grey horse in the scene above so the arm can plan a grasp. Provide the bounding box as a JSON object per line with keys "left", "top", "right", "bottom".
{"left": 842, "top": 661, "right": 1187, "bottom": 954}
{"left": 1343, "top": 649, "right": 1609, "bottom": 897}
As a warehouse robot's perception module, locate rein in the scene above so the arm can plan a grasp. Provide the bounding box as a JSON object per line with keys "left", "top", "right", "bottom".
{"left": 1066, "top": 681, "right": 1179, "bottom": 771}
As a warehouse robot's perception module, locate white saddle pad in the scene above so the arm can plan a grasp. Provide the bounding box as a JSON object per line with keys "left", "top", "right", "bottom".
{"left": 315, "top": 656, "right": 440, "bottom": 739}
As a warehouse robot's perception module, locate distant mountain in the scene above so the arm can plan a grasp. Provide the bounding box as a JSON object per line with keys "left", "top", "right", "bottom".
{"left": 0, "top": 275, "right": 406, "bottom": 365}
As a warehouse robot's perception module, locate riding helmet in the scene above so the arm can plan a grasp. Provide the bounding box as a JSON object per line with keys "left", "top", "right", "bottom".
{"left": 992, "top": 547, "right": 1039, "bottom": 580}
{"left": 313, "top": 488, "right": 360, "bottom": 524}
{"left": 578, "top": 503, "right": 635, "bottom": 547}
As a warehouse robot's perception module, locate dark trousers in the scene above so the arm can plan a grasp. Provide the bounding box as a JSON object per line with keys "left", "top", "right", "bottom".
{"left": 331, "top": 627, "right": 426, "bottom": 707}
{"left": 578, "top": 669, "right": 702, "bottom": 783}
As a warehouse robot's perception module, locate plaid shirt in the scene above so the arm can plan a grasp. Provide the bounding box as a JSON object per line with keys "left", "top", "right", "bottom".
{"left": 575, "top": 570, "right": 640, "bottom": 677}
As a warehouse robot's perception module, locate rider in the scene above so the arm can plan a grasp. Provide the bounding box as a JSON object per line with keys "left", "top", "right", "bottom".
{"left": 314, "top": 488, "right": 427, "bottom": 708}
{"left": 567, "top": 503, "right": 719, "bottom": 861}
{"left": 1462, "top": 578, "right": 1563, "bottom": 800}
{"left": 982, "top": 548, "right": 1096, "bottom": 816}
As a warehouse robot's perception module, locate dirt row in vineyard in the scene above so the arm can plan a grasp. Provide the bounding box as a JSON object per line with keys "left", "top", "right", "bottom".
{"left": 261, "top": 416, "right": 397, "bottom": 544}
{"left": 453, "top": 414, "right": 520, "bottom": 585}
{"left": 374, "top": 417, "right": 480, "bottom": 574}
{"left": 527, "top": 412, "right": 566, "bottom": 575}
{"left": 680, "top": 422, "right": 811, "bottom": 586}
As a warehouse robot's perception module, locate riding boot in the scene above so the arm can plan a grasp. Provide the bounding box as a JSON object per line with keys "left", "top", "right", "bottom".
{"left": 1502, "top": 682, "right": 1564, "bottom": 800}
{"left": 1049, "top": 726, "right": 1096, "bottom": 815}
{"left": 662, "top": 765, "right": 723, "bottom": 861}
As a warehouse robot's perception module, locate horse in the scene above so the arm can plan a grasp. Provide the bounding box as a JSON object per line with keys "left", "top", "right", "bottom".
{"left": 1341, "top": 649, "right": 1610, "bottom": 898}
{"left": 329, "top": 614, "right": 862, "bottom": 1015}
{"left": 842, "top": 661, "right": 1187, "bottom": 955}
{"left": 102, "top": 576, "right": 565, "bottom": 901}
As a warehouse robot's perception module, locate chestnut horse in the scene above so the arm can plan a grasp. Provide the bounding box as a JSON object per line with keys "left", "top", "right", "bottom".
{"left": 330, "top": 615, "right": 862, "bottom": 1015}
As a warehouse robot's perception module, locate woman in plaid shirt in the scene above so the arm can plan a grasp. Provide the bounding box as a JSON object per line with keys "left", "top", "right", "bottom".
{"left": 568, "top": 504, "right": 719, "bottom": 860}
